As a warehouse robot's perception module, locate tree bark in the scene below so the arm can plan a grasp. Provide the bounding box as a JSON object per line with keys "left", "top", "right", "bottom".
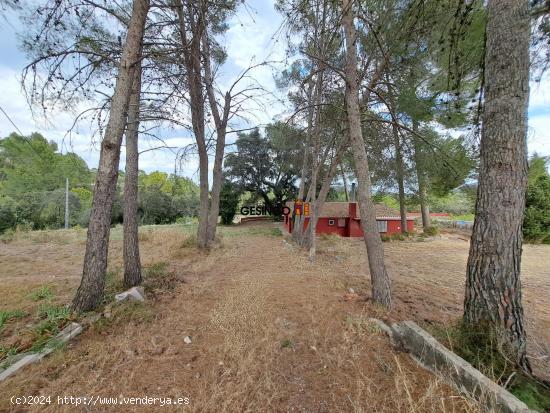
{"left": 306, "top": 70, "right": 324, "bottom": 258}
{"left": 464, "top": 0, "right": 530, "bottom": 370}
{"left": 341, "top": 0, "right": 391, "bottom": 308}
{"left": 392, "top": 121, "right": 407, "bottom": 234}
{"left": 203, "top": 34, "right": 231, "bottom": 245}
{"left": 123, "top": 63, "right": 142, "bottom": 288}
{"left": 72, "top": 0, "right": 149, "bottom": 312}
{"left": 175, "top": 0, "right": 209, "bottom": 249}
{"left": 341, "top": 163, "right": 349, "bottom": 201}
{"left": 412, "top": 120, "right": 431, "bottom": 230}
{"left": 292, "top": 83, "right": 314, "bottom": 243}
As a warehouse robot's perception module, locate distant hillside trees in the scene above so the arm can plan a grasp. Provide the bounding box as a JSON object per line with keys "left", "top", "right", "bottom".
{"left": 0, "top": 132, "right": 200, "bottom": 234}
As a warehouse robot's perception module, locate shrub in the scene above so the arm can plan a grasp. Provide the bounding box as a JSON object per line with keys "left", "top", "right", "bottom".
{"left": 219, "top": 181, "right": 241, "bottom": 225}
{"left": 139, "top": 189, "right": 175, "bottom": 225}
{"left": 423, "top": 225, "right": 440, "bottom": 236}
{"left": 30, "top": 286, "right": 53, "bottom": 301}
{"left": 390, "top": 232, "right": 407, "bottom": 241}
{"left": 523, "top": 175, "right": 550, "bottom": 243}
{"left": 0, "top": 196, "right": 17, "bottom": 234}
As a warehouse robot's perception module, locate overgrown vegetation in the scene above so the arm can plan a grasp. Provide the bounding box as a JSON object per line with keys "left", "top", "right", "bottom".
{"left": 0, "top": 310, "right": 26, "bottom": 332}
{"left": 430, "top": 321, "right": 550, "bottom": 411}
{"left": 523, "top": 154, "right": 550, "bottom": 244}
{"left": 0, "top": 133, "right": 201, "bottom": 233}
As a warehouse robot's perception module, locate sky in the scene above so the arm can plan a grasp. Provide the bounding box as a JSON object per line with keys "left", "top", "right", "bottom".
{"left": 0, "top": 1, "right": 549, "bottom": 184}
{"left": 0, "top": 0, "right": 288, "bottom": 181}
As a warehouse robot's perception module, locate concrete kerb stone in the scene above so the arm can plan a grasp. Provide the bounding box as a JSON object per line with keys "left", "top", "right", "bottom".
{"left": 0, "top": 322, "right": 83, "bottom": 382}
{"left": 0, "top": 285, "right": 143, "bottom": 382}
{"left": 388, "top": 320, "right": 537, "bottom": 413}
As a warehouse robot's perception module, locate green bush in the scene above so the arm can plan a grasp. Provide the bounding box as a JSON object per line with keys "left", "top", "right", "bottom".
{"left": 423, "top": 225, "right": 440, "bottom": 236}
{"left": 139, "top": 189, "right": 175, "bottom": 225}
{"left": 219, "top": 181, "right": 241, "bottom": 225}
{"left": 0, "top": 196, "right": 17, "bottom": 234}
{"left": 523, "top": 175, "right": 550, "bottom": 243}
{"left": 428, "top": 190, "right": 475, "bottom": 215}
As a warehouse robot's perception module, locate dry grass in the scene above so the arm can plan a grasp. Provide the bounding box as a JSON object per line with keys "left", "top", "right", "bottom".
{"left": 0, "top": 223, "right": 548, "bottom": 412}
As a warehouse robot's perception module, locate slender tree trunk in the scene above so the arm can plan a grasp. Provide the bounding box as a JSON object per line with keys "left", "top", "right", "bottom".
{"left": 341, "top": 163, "right": 349, "bottom": 201}
{"left": 307, "top": 138, "right": 347, "bottom": 261}
{"left": 341, "top": 0, "right": 391, "bottom": 308}
{"left": 203, "top": 33, "right": 231, "bottom": 244}
{"left": 206, "top": 126, "right": 226, "bottom": 244}
{"left": 72, "top": 0, "right": 149, "bottom": 312}
{"left": 392, "top": 122, "right": 407, "bottom": 233}
{"left": 412, "top": 120, "right": 431, "bottom": 230}
{"left": 123, "top": 63, "right": 142, "bottom": 288}
{"left": 306, "top": 72, "right": 323, "bottom": 257}
{"left": 464, "top": 0, "right": 530, "bottom": 371}
{"left": 175, "top": 0, "right": 208, "bottom": 248}
{"left": 196, "top": 145, "right": 209, "bottom": 249}
{"left": 292, "top": 84, "right": 314, "bottom": 243}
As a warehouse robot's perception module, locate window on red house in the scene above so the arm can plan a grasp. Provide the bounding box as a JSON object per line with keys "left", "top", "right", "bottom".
{"left": 377, "top": 220, "right": 388, "bottom": 232}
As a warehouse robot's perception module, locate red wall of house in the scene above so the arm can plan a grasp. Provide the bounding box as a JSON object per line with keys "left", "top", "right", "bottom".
{"left": 349, "top": 219, "right": 363, "bottom": 237}
{"left": 282, "top": 215, "right": 414, "bottom": 236}
{"left": 315, "top": 218, "right": 347, "bottom": 236}
{"left": 386, "top": 219, "right": 414, "bottom": 234}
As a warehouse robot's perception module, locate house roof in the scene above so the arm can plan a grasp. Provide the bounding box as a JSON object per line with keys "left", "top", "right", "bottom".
{"left": 285, "top": 201, "right": 412, "bottom": 219}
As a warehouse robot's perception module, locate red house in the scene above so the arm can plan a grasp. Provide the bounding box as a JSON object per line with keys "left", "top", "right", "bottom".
{"left": 282, "top": 201, "right": 414, "bottom": 237}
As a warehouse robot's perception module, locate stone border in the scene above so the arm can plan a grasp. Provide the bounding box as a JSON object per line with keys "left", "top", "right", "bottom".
{"left": 0, "top": 322, "right": 83, "bottom": 382}
{"left": 371, "top": 319, "right": 537, "bottom": 413}
{"left": 0, "top": 286, "right": 143, "bottom": 383}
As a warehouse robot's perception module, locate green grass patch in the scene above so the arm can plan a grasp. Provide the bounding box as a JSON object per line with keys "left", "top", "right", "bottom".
{"left": 31, "top": 303, "right": 74, "bottom": 353}
{"left": 0, "top": 345, "right": 18, "bottom": 360}
{"left": 450, "top": 214, "right": 475, "bottom": 221}
{"left": 146, "top": 261, "right": 169, "bottom": 278}
{"left": 281, "top": 339, "right": 293, "bottom": 348}
{"left": 245, "top": 226, "right": 282, "bottom": 237}
{"left": 103, "top": 269, "right": 124, "bottom": 303}
{"left": 30, "top": 285, "right": 54, "bottom": 301}
{"left": 0, "top": 309, "right": 26, "bottom": 332}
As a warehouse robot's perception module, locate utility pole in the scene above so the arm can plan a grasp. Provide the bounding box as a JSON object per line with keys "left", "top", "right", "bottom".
{"left": 65, "top": 177, "right": 69, "bottom": 229}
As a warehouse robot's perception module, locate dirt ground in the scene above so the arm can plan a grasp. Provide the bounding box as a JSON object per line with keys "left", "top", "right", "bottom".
{"left": 0, "top": 223, "right": 548, "bottom": 412}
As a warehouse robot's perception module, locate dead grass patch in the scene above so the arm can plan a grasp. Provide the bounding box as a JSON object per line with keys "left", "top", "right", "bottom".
{"left": 0, "top": 223, "right": 547, "bottom": 412}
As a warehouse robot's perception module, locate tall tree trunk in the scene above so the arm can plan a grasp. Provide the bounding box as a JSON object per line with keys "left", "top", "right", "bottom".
{"left": 341, "top": 0, "right": 391, "bottom": 308}
{"left": 72, "top": 0, "right": 149, "bottom": 312}
{"left": 464, "top": 0, "right": 530, "bottom": 371}
{"left": 392, "top": 122, "right": 407, "bottom": 233}
{"left": 203, "top": 33, "right": 231, "bottom": 244}
{"left": 307, "top": 138, "right": 348, "bottom": 261}
{"left": 306, "top": 71, "right": 324, "bottom": 257}
{"left": 123, "top": 63, "right": 142, "bottom": 288}
{"left": 175, "top": 0, "right": 208, "bottom": 248}
{"left": 341, "top": 163, "right": 349, "bottom": 201}
{"left": 196, "top": 139, "right": 209, "bottom": 249}
{"left": 412, "top": 120, "right": 431, "bottom": 230}
{"left": 292, "top": 83, "right": 314, "bottom": 244}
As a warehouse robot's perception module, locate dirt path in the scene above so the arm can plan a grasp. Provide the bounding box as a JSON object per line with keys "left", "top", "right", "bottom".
{"left": 0, "top": 227, "right": 483, "bottom": 412}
